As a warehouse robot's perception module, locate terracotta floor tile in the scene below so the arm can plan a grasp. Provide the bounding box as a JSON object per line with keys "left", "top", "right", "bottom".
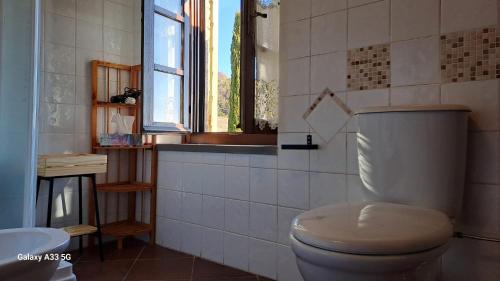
{"left": 79, "top": 239, "right": 146, "bottom": 262}
{"left": 139, "top": 244, "right": 192, "bottom": 260}
{"left": 72, "top": 240, "right": 275, "bottom": 281}
{"left": 192, "top": 258, "right": 252, "bottom": 279}
{"left": 124, "top": 257, "right": 194, "bottom": 281}
{"left": 73, "top": 259, "right": 134, "bottom": 281}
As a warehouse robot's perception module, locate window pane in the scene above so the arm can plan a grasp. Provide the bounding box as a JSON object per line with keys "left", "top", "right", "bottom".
{"left": 255, "top": 0, "right": 279, "bottom": 130}
{"left": 203, "top": 0, "right": 241, "bottom": 132}
{"left": 153, "top": 71, "right": 182, "bottom": 124}
{"left": 154, "top": 14, "right": 182, "bottom": 69}
{"left": 155, "top": 0, "right": 182, "bottom": 15}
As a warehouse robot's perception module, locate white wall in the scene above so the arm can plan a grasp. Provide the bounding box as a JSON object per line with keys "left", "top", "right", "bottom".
{"left": 157, "top": 0, "right": 500, "bottom": 280}
{"left": 36, "top": 0, "right": 142, "bottom": 247}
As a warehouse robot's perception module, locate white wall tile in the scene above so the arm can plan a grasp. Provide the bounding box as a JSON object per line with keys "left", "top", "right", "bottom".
{"left": 277, "top": 245, "right": 305, "bottom": 281}
{"left": 441, "top": 238, "right": 500, "bottom": 281}
{"left": 77, "top": 0, "right": 103, "bottom": 24}
{"left": 225, "top": 154, "right": 250, "bottom": 166}
{"left": 74, "top": 105, "right": 91, "bottom": 133}
{"left": 225, "top": 166, "right": 250, "bottom": 200}
{"left": 75, "top": 48, "right": 103, "bottom": 77}
{"left": 249, "top": 239, "right": 277, "bottom": 279}
{"left": 103, "top": 0, "right": 133, "bottom": 32}
{"left": 348, "top": 0, "right": 389, "bottom": 49}
{"left": 224, "top": 232, "right": 249, "bottom": 271}
{"left": 309, "top": 133, "right": 347, "bottom": 173}
{"left": 390, "top": 84, "right": 440, "bottom": 106}
{"left": 44, "top": 73, "right": 76, "bottom": 104}
{"left": 347, "top": 174, "right": 365, "bottom": 202}
{"left": 310, "top": 172, "right": 347, "bottom": 208}
{"left": 280, "top": 20, "right": 310, "bottom": 60}
{"left": 441, "top": 80, "right": 499, "bottom": 131}
{"left": 201, "top": 228, "right": 224, "bottom": 263}
{"left": 202, "top": 195, "right": 225, "bottom": 229}
{"left": 278, "top": 170, "right": 309, "bottom": 209}
{"left": 467, "top": 132, "right": 500, "bottom": 185}
{"left": 180, "top": 223, "right": 202, "bottom": 256}
{"left": 45, "top": 43, "right": 76, "bottom": 74}
{"left": 201, "top": 165, "right": 225, "bottom": 196}
{"left": 346, "top": 133, "right": 359, "bottom": 174}
{"left": 391, "top": 36, "right": 440, "bottom": 86}
{"left": 183, "top": 163, "right": 203, "bottom": 193}
{"left": 157, "top": 161, "right": 183, "bottom": 190}
{"left": 40, "top": 103, "right": 76, "bottom": 134}
{"left": 311, "top": 52, "right": 347, "bottom": 93}
{"left": 46, "top": 0, "right": 76, "bottom": 18}
{"left": 249, "top": 203, "right": 278, "bottom": 241}
{"left": 280, "top": 57, "right": 310, "bottom": 96}
{"left": 38, "top": 133, "right": 75, "bottom": 154}
{"left": 441, "top": 0, "right": 498, "bottom": 33}
{"left": 45, "top": 13, "right": 76, "bottom": 47}
{"left": 202, "top": 153, "right": 225, "bottom": 165}
{"left": 277, "top": 207, "right": 303, "bottom": 245}
{"left": 76, "top": 19, "right": 103, "bottom": 51}
{"left": 157, "top": 217, "right": 182, "bottom": 250}
{"left": 160, "top": 189, "right": 182, "bottom": 220}
{"left": 225, "top": 199, "right": 250, "bottom": 235}
{"left": 346, "top": 88, "right": 389, "bottom": 132}
{"left": 311, "top": 10, "right": 347, "bottom": 55}
{"left": 181, "top": 192, "right": 202, "bottom": 224}
{"left": 312, "top": 0, "right": 347, "bottom": 16}
{"left": 391, "top": 0, "right": 439, "bottom": 41}
{"left": 250, "top": 168, "right": 277, "bottom": 204}
{"left": 75, "top": 76, "right": 91, "bottom": 105}
{"left": 250, "top": 155, "right": 278, "bottom": 169}
{"left": 103, "top": 27, "right": 133, "bottom": 57}
{"left": 278, "top": 133, "right": 310, "bottom": 171}
{"left": 279, "top": 95, "right": 311, "bottom": 133}
{"left": 459, "top": 184, "right": 500, "bottom": 238}
{"left": 281, "top": 0, "right": 311, "bottom": 23}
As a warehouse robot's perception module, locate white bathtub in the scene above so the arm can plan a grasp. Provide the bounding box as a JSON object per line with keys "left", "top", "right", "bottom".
{"left": 0, "top": 228, "right": 70, "bottom": 281}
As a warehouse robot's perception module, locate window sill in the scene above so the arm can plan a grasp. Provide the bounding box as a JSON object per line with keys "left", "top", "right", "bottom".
{"left": 156, "top": 143, "right": 277, "bottom": 155}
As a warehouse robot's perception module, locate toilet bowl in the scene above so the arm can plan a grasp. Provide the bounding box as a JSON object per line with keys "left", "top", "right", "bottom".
{"left": 291, "top": 202, "right": 452, "bottom": 281}
{"left": 290, "top": 105, "right": 470, "bottom": 281}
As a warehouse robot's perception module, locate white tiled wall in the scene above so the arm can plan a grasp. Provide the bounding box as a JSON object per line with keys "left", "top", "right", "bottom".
{"left": 276, "top": 0, "right": 500, "bottom": 280}
{"left": 36, "top": 0, "right": 142, "bottom": 248}
{"left": 157, "top": 151, "right": 309, "bottom": 280}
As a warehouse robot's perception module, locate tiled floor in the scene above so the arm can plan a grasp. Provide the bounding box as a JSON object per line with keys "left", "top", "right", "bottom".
{"left": 69, "top": 239, "right": 275, "bottom": 281}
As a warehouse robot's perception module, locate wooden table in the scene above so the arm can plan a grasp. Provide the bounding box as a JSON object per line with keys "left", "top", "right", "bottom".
{"left": 37, "top": 154, "right": 107, "bottom": 261}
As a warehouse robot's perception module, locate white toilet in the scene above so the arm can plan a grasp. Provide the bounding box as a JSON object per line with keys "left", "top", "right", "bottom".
{"left": 290, "top": 105, "right": 470, "bottom": 281}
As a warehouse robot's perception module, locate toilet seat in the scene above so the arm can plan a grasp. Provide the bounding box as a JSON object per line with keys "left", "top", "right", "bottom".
{"left": 291, "top": 202, "right": 453, "bottom": 255}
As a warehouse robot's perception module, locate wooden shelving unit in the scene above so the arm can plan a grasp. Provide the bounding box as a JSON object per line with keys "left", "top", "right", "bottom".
{"left": 89, "top": 60, "right": 157, "bottom": 249}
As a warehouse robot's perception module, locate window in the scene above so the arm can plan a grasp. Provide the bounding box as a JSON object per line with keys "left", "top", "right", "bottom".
{"left": 143, "top": 0, "right": 279, "bottom": 141}
{"left": 143, "top": 0, "right": 190, "bottom": 132}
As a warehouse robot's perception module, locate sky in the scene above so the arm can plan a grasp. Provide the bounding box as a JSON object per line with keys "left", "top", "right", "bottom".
{"left": 218, "top": 0, "right": 240, "bottom": 77}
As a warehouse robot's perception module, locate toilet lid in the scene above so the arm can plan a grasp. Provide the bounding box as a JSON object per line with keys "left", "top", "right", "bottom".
{"left": 291, "top": 202, "right": 453, "bottom": 255}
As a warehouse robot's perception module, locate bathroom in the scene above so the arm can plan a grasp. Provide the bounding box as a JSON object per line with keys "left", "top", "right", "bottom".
{"left": 0, "top": 0, "right": 499, "bottom": 280}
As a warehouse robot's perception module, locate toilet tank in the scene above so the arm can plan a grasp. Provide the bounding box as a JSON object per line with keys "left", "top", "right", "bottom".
{"left": 355, "top": 105, "right": 470, "bottom": 218}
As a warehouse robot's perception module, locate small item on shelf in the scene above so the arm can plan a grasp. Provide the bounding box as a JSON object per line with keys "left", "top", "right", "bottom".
{"left": 99, "top": 133, "right": 143, "bottom": 146}
{"left": 110, "top": 87, "right": 142, "bottom": 104}
{"left": 111, "top": 113, "right": 135, "bottom": 134}
{"left": 125, "top": 97, "right": 136, "bottom": 105}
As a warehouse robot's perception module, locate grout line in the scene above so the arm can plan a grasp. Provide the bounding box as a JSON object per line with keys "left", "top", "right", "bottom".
{"left": 121, "top": 245, "right": 146, "bottom": 281}
{"left": 189, "top": 256, "right": 196, "bottom": 281}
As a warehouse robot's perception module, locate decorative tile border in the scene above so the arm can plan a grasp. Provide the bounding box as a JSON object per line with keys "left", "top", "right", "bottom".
{"left": 347, "top": 43, "right": 391, "bottom": 91}
{"left": 440, "top": 26, "right": 500, "bottom": 83}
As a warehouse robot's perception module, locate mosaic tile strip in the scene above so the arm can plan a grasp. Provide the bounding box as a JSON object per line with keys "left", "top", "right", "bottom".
{"left": 440, "top": 26, "right": 500, "bottom": 83}
{"left": 347, "top": 44, "right": 391, "bottom": 91}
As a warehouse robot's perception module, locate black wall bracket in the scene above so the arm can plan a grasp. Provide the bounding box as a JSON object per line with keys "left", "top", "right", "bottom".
{"left": 281, "top": 134, "right": 319, "bottom": 150}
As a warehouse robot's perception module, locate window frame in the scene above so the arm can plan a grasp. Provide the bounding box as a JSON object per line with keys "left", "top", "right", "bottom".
{"left": 143, "top": 0, "right": 277, "bottom": 145}
{"left": 143, "top": 0, "right": 192, "bottom": 132}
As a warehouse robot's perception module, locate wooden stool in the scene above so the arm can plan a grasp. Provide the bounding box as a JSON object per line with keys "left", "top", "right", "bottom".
{"left": 37, "top": 154, "right": 107, "bottom": 261}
